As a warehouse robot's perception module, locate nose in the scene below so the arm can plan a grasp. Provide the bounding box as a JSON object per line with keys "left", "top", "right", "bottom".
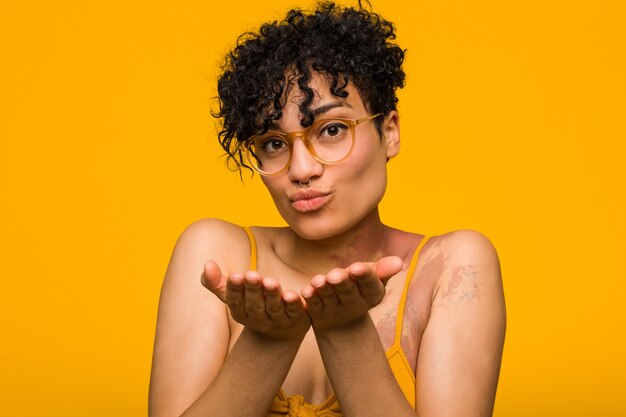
{"left": 288, "top": 136, "right": 324, "bottom": 183}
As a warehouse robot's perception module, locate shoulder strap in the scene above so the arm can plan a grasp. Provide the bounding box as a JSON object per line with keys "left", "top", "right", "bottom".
{"left": 392, "top": 236, "right": 430, "bottom": 346}
{"left": 242, "top": 226, "right": 257, "bottom": 270}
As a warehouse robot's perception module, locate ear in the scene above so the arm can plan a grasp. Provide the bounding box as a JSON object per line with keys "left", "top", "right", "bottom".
{"left": 382, "top": 111, "right": 400, "bottom": 159}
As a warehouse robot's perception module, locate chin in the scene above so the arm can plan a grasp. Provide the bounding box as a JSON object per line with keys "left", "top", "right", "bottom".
{"left": 292, "top": 223, "right": 338, "bottom": 240}
{"left": 280, "top": 208, "right": 359, "bottom": 241}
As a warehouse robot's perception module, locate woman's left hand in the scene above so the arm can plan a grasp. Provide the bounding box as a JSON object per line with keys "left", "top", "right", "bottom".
{"left": 300, "top": 256, "right": 403, "bottom": 330}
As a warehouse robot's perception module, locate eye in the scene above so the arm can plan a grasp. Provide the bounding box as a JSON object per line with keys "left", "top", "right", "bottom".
{"left": 259, "top": 137, "right": 288, "bottom": 154}
{"left": 318, "top": 122, "right": 349, "bottom": 140}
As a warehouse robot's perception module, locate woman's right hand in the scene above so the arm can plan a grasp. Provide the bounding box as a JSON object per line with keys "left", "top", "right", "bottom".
{"left": 201, "top": 260, "right": 311, "bottom": 340}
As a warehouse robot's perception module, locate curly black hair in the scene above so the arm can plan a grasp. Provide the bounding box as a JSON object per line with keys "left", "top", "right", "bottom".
{"left": 214, "top": 1, "right": 406, "bottom": 173}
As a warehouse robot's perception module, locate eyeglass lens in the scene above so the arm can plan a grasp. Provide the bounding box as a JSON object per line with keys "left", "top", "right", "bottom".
{"left": 248, "top": 119, "right": 354, "bottom": 174}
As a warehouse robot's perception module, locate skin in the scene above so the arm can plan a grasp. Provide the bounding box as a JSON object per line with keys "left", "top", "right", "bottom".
{"left": 148, "top": 73, "right": 506, "bottom": 417}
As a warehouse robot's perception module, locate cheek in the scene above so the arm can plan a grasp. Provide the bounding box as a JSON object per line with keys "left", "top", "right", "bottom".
{"left": 340, "top": 139, "right": 388, "bottom": 196}
{"left": 343, "top": 165, "right": 387, "bottom": 212}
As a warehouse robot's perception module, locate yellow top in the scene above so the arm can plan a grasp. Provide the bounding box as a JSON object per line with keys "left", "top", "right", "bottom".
{"left": 241, "top": 226, "right": 430, "bottom": 416}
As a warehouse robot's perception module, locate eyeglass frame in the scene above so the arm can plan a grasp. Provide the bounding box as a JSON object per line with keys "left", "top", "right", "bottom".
{"left": 239, "top": 113, "right": 382, "bottom": 176}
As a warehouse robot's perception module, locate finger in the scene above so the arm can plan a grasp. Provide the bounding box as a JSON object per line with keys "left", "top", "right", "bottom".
{"left": 243, "top": 271, "right": 266, "bottom": 317}
{"left": 263, "top": 277, "right": 284, "bottom": 319}
{"left": 349, "top": 262, "right": 386, "bottom": 304}
{"left": 326, "top": 268, "right": 359, "bottom": 303}
{"left": 282, "top": 290, "right": 306, "bottom": 320}
{"left": 225, "top": 273, "right": 247, "bottom": 320}
{"left": 311, "top": 268, "right": 342, "bottom": 305}
{"left": 301, "top": 284, "right": 323, "bottom": 314}
{"left": 375, "top": 256, "right": 404, "bottom": 282}
{"left": 201, "top": 260, "right": 228, "bottom": 302}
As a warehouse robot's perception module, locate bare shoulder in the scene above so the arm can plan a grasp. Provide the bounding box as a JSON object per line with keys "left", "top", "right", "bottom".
{"left": 172, "top": 218, "right": 252, "bottom": 272}
{"left": 428, "top": 229, "right": 499, "bottom": 262}
{"left": 423, "top": 230, "right": 502, "bottom": 302}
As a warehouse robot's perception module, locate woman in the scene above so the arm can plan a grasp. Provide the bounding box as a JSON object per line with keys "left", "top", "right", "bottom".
{"left": 149, "top": 3, "right": 506, "bottom": 416}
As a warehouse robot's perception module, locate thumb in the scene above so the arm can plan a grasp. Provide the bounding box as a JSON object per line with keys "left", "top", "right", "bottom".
{"left": 201, "top": 260, "right": 227, "bottom": 302}
{"left": 375, "top": 256, "right": 404, "bottom": 282}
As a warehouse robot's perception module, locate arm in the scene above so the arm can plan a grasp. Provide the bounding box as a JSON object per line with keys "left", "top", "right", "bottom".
{"left": 301, "top": 257, "right": 416, "bottom": 417}
{"left": 180, "top": 327, "right": 305, "bottom": 417}
{"left": 315, "top": 316, "right": 415, "bottom": 416}
{"left": 149, "top": 219, "right": 309, "bottom": 417}
{"left": 415, "top": 230, "right": 506, "bottom": 417}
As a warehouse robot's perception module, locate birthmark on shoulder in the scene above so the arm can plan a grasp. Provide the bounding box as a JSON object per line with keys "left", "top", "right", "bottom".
{"left": 437, "top": 264, "right": 479, "bottom": 306}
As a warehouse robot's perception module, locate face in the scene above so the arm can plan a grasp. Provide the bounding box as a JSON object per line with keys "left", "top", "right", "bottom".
{"left": 260, "top": 72, "right": 400, "bottom": 240}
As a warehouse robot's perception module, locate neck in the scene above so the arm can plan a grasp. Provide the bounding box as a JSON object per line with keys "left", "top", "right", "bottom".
{"left": 281, "top": 209, "right": 391, "bottom": 277}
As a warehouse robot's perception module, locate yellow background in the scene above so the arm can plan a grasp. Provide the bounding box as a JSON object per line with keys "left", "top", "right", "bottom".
{"left": 1, "top": 0, "right": 624, "bottom": 415}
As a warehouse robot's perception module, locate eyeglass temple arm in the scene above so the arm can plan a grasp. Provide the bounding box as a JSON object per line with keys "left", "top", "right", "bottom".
{"left": 354, "top": 113, "right": 383, "bottom": 125}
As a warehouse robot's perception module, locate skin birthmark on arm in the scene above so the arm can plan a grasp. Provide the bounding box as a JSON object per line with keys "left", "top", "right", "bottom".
{"left": 373, "top": 305, "right": 398, "bottom": 349}
{"left": 437, "top": 265, "right": 479, "bottom": 306}
{"left": 400, "top": 299, "right": 419, "bottom": 356}
{"left": 370, "top": 285, "right": 398, "bottom": 349}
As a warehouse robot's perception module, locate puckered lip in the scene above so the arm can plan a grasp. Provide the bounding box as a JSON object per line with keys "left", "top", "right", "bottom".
{"left": 289, "top": 189, "right": 333, "bottom": 213}
{"left": 289, "top": 189, "right": 331, "bottom": 202}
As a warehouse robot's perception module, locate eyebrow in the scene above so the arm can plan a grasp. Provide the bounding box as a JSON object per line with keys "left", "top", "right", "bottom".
{"left": 265, "top": 102, "right": 354, "bottom": 130}
{"left": 312, "top": 102, "right": 353, "bottom": 116}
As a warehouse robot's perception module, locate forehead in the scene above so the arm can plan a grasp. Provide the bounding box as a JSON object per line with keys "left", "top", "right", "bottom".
{"left": 282, "top": 71, "right": 366, "bottom": 113}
